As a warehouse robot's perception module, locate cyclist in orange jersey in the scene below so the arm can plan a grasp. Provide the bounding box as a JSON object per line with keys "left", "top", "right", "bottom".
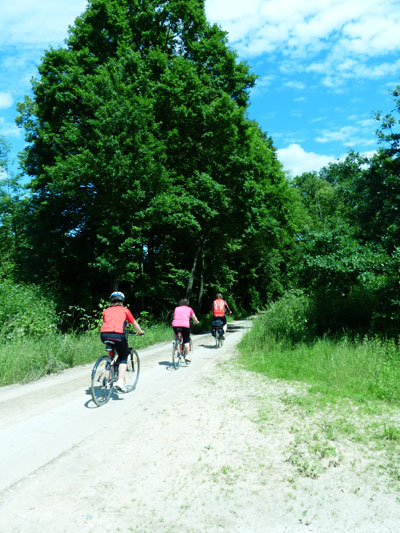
{"left": 100, "top": 291, "right": 144, "bottom": 392}
{"left": 212, "top": 293, "right": 232, "bottom": 339}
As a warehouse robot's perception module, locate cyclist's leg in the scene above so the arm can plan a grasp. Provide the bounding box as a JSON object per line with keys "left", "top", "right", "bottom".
{"left": 221, "top": 316, "right": 227, "bottom": 336}
{"left": 172, "top": 328, "right": 182, "bottom": 368}
{"left": 102, "top": 333, "right": 128, "bottom": 389}
{"left": 181, "top": 328, "right": 191, "bottom": 358}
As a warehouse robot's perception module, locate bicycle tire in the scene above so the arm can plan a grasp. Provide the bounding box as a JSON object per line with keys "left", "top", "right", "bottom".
{"left": 91, "top": 355, "right": 115, "bottom": 406}
{"left": 220, "top": 329, "right": 224, "bottom": 347}
{"left": 125, "top": 349, "right": 140, "bottom": 391}
{"left": 172, "top": 340, "right": 181, "bottom": 369}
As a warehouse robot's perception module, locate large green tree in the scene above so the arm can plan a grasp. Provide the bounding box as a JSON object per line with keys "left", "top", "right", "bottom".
{"left": 17, "top": 0, "right": 295, "bottom": 313}
{"left": 0, "top": 136, "right": 25, "bottom": 278}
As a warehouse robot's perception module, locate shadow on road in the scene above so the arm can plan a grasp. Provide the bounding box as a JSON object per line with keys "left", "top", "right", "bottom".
{"left": 159, "top": 360, "right": 177, "bottom": 371}
{"left": 159, "top": 360, "right": 192, "bottom": 371}
{"left": 84, "top": 387, "right": 125, "bottom": 408}
{"left": 199, "top": 343, "right": 218, "bottom": 349}
{"left": 227, "top": 324, "right": 246, "bottom": 332}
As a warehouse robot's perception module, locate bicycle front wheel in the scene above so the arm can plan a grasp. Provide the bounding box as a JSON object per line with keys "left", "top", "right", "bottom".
{"left": 125, "top": 350, "right": 140, "bottom": 391}
{"left": 172, "top": 340, "right": 181, "bottom": 369}
{"left": 91, "top": 355, "right": 115, "bottom": 406}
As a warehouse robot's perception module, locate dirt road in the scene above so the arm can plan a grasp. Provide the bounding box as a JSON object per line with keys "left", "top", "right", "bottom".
{"left": 0, "top": 318, "right": 399, "bottom": 532}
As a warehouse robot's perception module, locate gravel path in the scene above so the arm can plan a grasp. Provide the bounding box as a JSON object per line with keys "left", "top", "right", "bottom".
{"left": 0, "top": 318, "right": 399, "bottom": 532}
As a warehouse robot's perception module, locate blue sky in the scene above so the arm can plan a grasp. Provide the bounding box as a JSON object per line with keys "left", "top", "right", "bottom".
{"left": 1, "top": 0, "right": 400, "bottom": 178}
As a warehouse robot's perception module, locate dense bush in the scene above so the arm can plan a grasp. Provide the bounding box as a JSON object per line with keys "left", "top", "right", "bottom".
{"left": 257, "top": 289, "right": 316, "bottom": 344}
{"left": 0, "top": 280, "right": 58, "bottom": 339}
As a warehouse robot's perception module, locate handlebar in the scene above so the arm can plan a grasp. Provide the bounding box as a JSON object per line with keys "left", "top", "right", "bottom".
{"left": 128, "top": 331, "right": 145, "bottom": 336}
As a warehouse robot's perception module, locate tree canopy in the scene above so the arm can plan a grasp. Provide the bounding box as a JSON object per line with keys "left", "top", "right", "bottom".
{"left": 290, "top": 86, "right": 400, "bottom": 336}
{"left": 15, "top": 0, "right": 296, "bottom": 314}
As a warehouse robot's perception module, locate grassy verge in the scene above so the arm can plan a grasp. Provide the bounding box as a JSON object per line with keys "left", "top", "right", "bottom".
{"left": 237, "top": 317, "right": 400, "bottom": 483}
{"left": 238, "top": 328, "right": 400, "bottom": 404}
{"left": 0, "top": 323, "right": 172, "bottom": 387}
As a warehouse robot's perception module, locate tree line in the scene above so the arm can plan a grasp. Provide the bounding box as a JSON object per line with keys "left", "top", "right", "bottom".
{"left": 1, "top": 0, "right": 400, "bottom": 339}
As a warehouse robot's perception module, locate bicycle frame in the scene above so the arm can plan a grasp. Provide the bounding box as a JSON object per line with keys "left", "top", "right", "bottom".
{"left": 172, "top": 329, "right": 189, "bottom": 369}
{"left": 176, "top": 331, "right": 184, "bottom": 355}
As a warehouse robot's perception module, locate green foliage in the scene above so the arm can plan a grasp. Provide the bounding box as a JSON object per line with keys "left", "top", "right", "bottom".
{"left": 58, "top": 301, "right": 107, "bottom": 332}
{"left": 0, "top": 322, "right": 172, "bottom": 386}
{"left": 251, "top": 290, "right": 316, "bottom": 344}
{"left": 0, "top": 279, "right": 58, "bottom": 339}
{"left": 0, "top": 136, "right": 27, "bottom": 279}
{"left": 291, "top": 122, "right": 400, "bottom": 337}
{"left": 15, "top": 0, "right": 296, "bottom": 317}
{"left": 0, "top": 135, "right": 10, "bottom": 174}
{"left": 239, "top": 323, "right": 400, "bottom": 404}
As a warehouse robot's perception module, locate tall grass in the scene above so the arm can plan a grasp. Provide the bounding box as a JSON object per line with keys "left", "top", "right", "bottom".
{"left": 0, "top": 323, "right": 172, "bottom": 386}
{"left": 239, "top": 316, "right": 400, "bottom": 404}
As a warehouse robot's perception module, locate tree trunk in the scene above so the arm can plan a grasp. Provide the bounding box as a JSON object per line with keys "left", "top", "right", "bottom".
{"left": 186, "top": 245, "right": 201, "bottom": 301}
{"left": 198, "top": 255, "right": 205, "bottom": 309}
{"left": 186, "top": 229, "right": 209, "bottom": 301}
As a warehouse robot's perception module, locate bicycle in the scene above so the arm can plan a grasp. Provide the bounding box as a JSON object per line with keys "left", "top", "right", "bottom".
{"left": 172, "top": 328, "right": 193, "bottom": 369}
{"left": 90, "top": 332, "right": 141, "bottom": 407}
{"left": 211, "top": 319, "right": 224, "bottom": 348}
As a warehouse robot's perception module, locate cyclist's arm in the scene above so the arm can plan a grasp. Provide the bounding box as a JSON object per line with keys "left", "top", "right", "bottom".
{"left": 132, "top": 320, "right": 144, "bottom": 335}
{"left": 191, "top": 313, "right": 200, "bottom": 325}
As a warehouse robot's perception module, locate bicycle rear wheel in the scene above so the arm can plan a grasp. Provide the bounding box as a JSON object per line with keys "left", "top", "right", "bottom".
{"left": 172, "top": 340, "right": 181, "bottom": 369}
{"left": 218, "top": 329, "right": 224, "bottom": 348}
{"left": 91, "top": 355, "right": 115, "bottom": 406}
{"left": 125, "top": 349, "right": 140, "bottom": 391}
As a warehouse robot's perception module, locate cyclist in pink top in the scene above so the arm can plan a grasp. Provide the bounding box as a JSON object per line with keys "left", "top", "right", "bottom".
{"left": 172, "top": 298, "right": 199, "bottom": 362}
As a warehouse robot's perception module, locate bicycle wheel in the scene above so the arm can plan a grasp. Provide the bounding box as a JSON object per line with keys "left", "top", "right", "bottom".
{"left": 219, "top": 334, "right": 224, "bottom": 347}
{"left": 172, "top": 340, "right": 181, "bottom": 369}
{"left": 91, "top": 355, "right": 115, "bottom": 406}
{"left": 217, "top": 329, "right": 224, "bottom": 348}
{"left": 125, "top": 349, "right": 140, "bottom": 391}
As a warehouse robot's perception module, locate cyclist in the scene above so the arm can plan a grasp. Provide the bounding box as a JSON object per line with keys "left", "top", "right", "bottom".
{"left": 100, "top": 291, "right": 144, "bottom": 392}
{"left": 212, "top": 293, "right": 232, "bottom": 339}
{"left": 172, "top": 298, "right": 199, "bottom": 363}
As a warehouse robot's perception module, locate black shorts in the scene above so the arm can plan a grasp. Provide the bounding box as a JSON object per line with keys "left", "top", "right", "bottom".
{"left": 213, "top": 315, "right": 226, "bottom": 326}
{"left": 173, "top": 326, "right": 191, "bottom": 344}
{"left": 100, "top": 332, "right": 129, "bottom": 364}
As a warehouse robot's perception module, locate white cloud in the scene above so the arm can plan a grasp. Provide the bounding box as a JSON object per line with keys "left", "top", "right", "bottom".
{"left": 277, "top": 143, "right": 337, "bottom": 176}
{"left": 206, "top": 0, "right": 263, "bottom": 21}
{"left": 0, "top": 0, "right": 88, "bottom": 45}
{"left": 0, "top": 92, "right": 13, "bottom": 109}
{"left": 285, "top": 80, "right": 306, "bottom": 90}
{"left": 315, "top": 117, "right": 378, "bottom": 147}
{"left": 0, "top": 117, "right": 20, "bottom": 138}
{"left": 205, "top": 0, "right": 400, "bottom": 85}
{"left": 315, "top": 126, "right": 359, "bottom": 144}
